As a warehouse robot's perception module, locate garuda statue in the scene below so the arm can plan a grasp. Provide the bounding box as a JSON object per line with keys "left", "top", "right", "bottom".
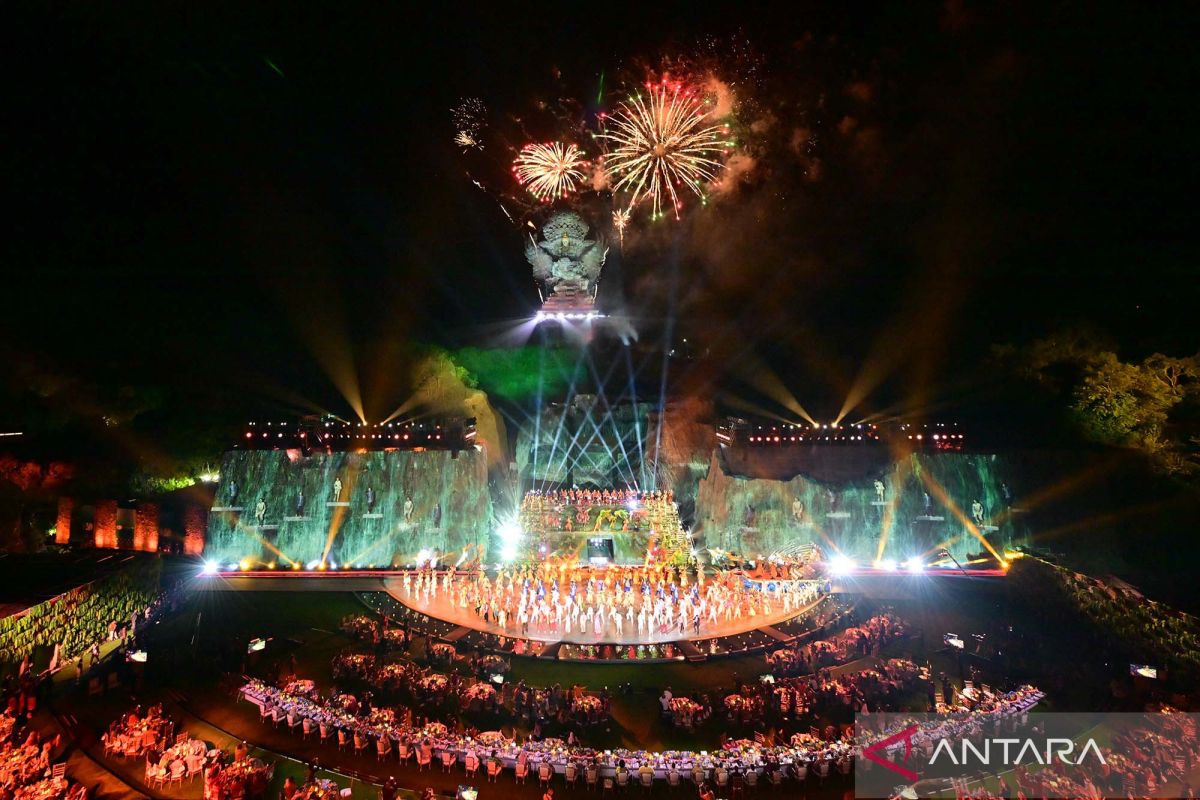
{"left": 524, "top": 211, "right": 607, "bottom": 302}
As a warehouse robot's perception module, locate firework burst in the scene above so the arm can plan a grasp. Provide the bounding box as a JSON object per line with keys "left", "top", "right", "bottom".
{"left": 452, "top": 97, "right": 487, "bottom": 150}
{"left": 512, "top": 142, "right": 589, "bottom": 201}
{"left": 612, "top": 208, "right": 630, "bottom": 244}
{"left": 601, "top": 80, "right": 732, "bottom": 220}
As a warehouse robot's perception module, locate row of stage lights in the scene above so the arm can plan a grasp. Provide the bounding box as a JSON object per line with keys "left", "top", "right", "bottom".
{"left": 246, "top": 421, "right": 450, "bottom": 429}
{"left": 533, "top": 311, "right": 605, "bottom": 321}
{"left": 721, "top": 421, "right": 967, "bottom": 446}
{"left": 827, "top": 551, "right": 1014, "bottom": 576}
{"left": 242, "top": 420, "right": 473, "bottom": 446}
{"left": 243, "top": 432, "right": 445, "bottom": 441}
{"left": 828, "top": 554, "right": 927, "bottom": 576}
{"left": 745, "top": 434, "right": 875, "bottom": 442}
{"left": 204, "top": 560, "right": 378, "bottom": 573}
{"left": 202, "top": 549, "right": 447, "bottom": 576}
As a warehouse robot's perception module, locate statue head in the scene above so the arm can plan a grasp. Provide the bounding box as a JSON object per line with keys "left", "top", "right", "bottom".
{"left": 540, "top": 212, "right": 590, "bottom": 249}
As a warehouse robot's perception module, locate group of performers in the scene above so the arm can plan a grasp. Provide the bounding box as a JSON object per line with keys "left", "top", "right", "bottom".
{"left": 522, "top": 488, "right": 675, "bottom": 510}
{"left": 520, "top": 488, "right": 682, "bottom": 539}
{"left": 399, "top": 563, "right": 819, "bottom": 641}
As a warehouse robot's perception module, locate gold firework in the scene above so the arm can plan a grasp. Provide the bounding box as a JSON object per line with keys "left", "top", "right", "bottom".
{"left": 601, "top": 81, "right": 731, "bottom": 220}
{"left": 513, "top": 142, "right": 588, "bottom": 201}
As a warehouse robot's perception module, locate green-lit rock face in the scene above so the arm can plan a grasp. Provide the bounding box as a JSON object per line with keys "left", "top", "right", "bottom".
{"left": 694, "top": 451, "right": 1025, "bottom": 563}
{"left": 205, "top": 448, "right": 491, "bottom": 567}
{"left": 515, "top": 396, "right": 650, "bottom": 486}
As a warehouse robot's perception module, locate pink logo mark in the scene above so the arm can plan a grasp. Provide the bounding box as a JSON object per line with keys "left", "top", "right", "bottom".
{"left": 862, "top": 725, "right": 921, "bottom": 782}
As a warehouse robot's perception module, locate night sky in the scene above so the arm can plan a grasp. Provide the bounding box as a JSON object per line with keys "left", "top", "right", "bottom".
{"left": 4, "top": 3, "right": 1197, "bottom": 434}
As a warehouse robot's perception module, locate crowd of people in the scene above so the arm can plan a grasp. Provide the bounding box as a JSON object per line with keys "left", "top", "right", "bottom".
{"left": 0, "top": 713, "right": 82, "bottom": 800}
{"left": 764, "top": 611, "right": 908, "bottom": 675}
{"left": 1012, "top": 558, "right": 1200, "bottom": 680}
{"left": 519, "top": 488, "right": 681, "bottom": 538}
{"left": 330, "top": 648, "right": 610, "bottom": 731}
{"left": 521, "top": 488, "right": 675, "bottom": 511}
{"left": 242, "top": 672, "right": 1048, "bottom": 791}
{"left": 0, "top": 559, "right": 165, "bottom": 670}
{"left": 399, "top": 564, "right": 821, "bottom": 640}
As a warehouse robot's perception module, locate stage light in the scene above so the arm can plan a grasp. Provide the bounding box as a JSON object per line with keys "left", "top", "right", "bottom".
{"left": 497, "top": 519, "right": 524, "bottom": 563}
{"left": 828, "top": 555, "right": 855, "bottom": 576}
{"left": 201, "top": 560, "right": 218, "bottom": 576}
{"left": 877, "top": 559, "right": 897, "bottom": 572}
{"left": 904, "top": 557, "right": 924, "bottom": 574}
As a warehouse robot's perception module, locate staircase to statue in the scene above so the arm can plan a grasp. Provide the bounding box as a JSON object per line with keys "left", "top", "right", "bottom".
{"left": 771, "top": 541, "right": 820, "bottom": 560}
{"left": 658, "top": 527, "right": 691, "bottom": 563}
{"left": 541, "top": 285, "right": 595, "bottom": 312}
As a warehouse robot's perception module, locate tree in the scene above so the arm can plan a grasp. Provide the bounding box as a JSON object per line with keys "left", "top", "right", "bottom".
{"left": 1000, "top": 333, "right": 1200, "bottom": 479}
{"left": 0, "top": 457, "right": 74, "bottom": 551}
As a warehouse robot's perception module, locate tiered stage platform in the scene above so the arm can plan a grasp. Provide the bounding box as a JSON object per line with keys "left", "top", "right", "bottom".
{"left": 381, "top": 576, "right": 821, "bottom": 647}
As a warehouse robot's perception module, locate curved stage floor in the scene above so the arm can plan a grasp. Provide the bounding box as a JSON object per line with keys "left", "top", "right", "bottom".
{"left": 383, "top": 576, "right": 819, "bottom": 645}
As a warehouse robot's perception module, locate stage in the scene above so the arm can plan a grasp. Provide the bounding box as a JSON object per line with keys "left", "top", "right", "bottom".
{"left": 383, "top": 575, "right": 823, "bottom": 646}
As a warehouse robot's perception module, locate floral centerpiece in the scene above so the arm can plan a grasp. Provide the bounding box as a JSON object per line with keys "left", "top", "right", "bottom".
{"left": 765, "top": 648, "right": 796, "bottom": 666}
{"left": 211, "top": 757, "right": 271, "bottom": 798}
{"left": 340, "top": 615, "right": 376, "bottom": 639}
{"left": 723, "top": 694, "right": 762, "bottom": 713}
{"left": 422, "top": 722, "right": 448, "bottom": 738}
{"left": 294, "top": 778, "right": 340, "bottom": 800}
{"left": 790, "top": 732, "right": 822, "bottom": 748}
{"left": 669, "top": 697, "right": 701, "bottom": 715}
{"left": 367, "top": 707, "right": 396, "bottom": 727}
{"left": 476, "top": 731, "right": 504, "bottom": 746}
{"left": 331, "top": 652, "right": 375, "bottom": 681}
{"left": 571, "top": 695, "right": 603, "bottom": 715}
{"left": 283, "top": 679, "right": 316, "bottom": 698}
{"left": 480, "top": 654, "right": 508, "bottom": 673}
{"left": 721, "top": 738, "right": 757, "bottom": 752}
{"left": 418, "top": 674, "right": 448, "bottom": 693}
{"left": 462, "top": 683, "right": 496, "bottom": 703}
{"left": 332, "top": 694, "right": 359, "bottom": 713}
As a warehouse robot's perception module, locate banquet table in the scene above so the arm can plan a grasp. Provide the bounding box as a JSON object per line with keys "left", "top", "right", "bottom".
{"left": 294, "top": 778, "right": 340, "bottom": 800}
{"left": 0, "top": 745, "right": 43, "bottom": 785}
{"left": 159, "top": 737, "right": 209, "bottom": 776}
{"left": 13, "top": 777, "right": 68, "bottom": 800}
{"left": 206, "top": 756, "right": 271, "bottom": 800}
{"left": 240, "top": 678, "right": 1042, "bottom": 783}
{"left": 0, "top": 714, "right": 14, "bottom": 744}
